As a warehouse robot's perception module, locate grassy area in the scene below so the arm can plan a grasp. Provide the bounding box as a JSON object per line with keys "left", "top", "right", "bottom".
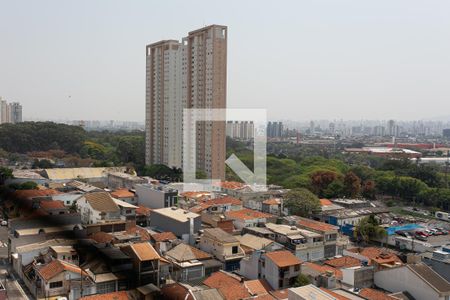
{"left": 390, "top": 207, "right": 434, "bottom": 220}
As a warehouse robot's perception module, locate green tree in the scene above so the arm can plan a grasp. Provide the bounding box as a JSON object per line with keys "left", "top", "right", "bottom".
{"left": 284, "top": 188, "right": 321, "bottom": 217}
{"left": 353, "top": 215, "right": 387, "bottom": 244}
{"left": 293, "top": 273, "right": 311, "bottom": 287}
{"left": 0, "top": 167, "right": 13, "bottom": 185}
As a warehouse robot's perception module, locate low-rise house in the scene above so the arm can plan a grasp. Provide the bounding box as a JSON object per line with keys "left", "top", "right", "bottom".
{"left": 294, "top": 217, "right": 339, "bottom": 258}
{"left": 136, "top": 206, "right": 152, "bottom": 227}
{"left": 135, "top": 184, "right": 178, "bottom": 209}
{"left": 236, "top": 233, "right": 283, "bottom": 254}
{"left": 39, "top": 200, "right": 70, "bottom": 215}
{"left": 345, "top": 247, "right": 403, "bottom": 271}
{"left": 225, "top": 208, "right": 274, "bottom": 230}
{"left": 151, "top": 231, "right": 178, "bottom": 253}
{"left": 121, "top": 242, "right": 164, "bottom": 287}
{"left": 164, "top": 243, "right": 212, "bottom": 283}
{"left": 359, "top": 288, "right": 397, "bottom": 300}
{"left": 49, "top": 245, "right": 79, "bottom": 265}
{"left": 110, "top": 189, "right": 137, "bottom": 205}
{"left": 302, "top": 262, "right": 341, "bottom": 286}
{"left": 374, "top": 263, "right": 450, "bottom": 300}
{"left": 149, "top": 207, "right": 201, "bottom": 240}
{"left": 262, "top": 198, "right": 283, "bottom": 215}
{"left": 32, "top": 259, "right": 90, "bottom": 299}
{"left": 113, "top": 198, "right": 138, "bottom": 221}
{"left": 265, "top": 223, "right": 325, "bottom": 261}
{"left": 203, "top": 271, "right": 251, "bottom": 300}
{"left": 77, "top": 192, "right": 121, "bottom": 224}
{"left": 200, "top": 212, "right": 235, "bottom": 233}
{"left": 199, "top": 228, "right": 245, "bottom": 272}
{"left": 263, "top": 250, "right": 302, "bottom": 290}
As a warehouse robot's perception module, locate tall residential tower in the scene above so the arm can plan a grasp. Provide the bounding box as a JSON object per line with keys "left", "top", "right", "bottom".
{"left": 145, "top": 25, "right": 227, "bottom": 180}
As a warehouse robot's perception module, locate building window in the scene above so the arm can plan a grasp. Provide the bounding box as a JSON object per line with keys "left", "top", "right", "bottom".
{"left": 49, "top": 281, "right": 63, "bottom": 289}
{"left": 232, "top": 246, "right": 238, "bottom": 254}
{"left": 294, "top": 264, "right": 300, "bottom": 272}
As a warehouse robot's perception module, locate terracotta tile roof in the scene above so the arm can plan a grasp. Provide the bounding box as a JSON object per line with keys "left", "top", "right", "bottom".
{"left": 129, "top": 242, "right": 160, "bottom": 261}
{"left": 263, "top": 198, "right": 281, "bottom": 205}
{"left": 269, "top": 289, "right": 289, "bottom": 300}
{"left": 126, "top": 226, "right": 151, "bottom": 241}
{"left": 136, "top": 205, "right": 152, "bottom": 216}
{"left": 40, "top": 200, "right": 66, "bottom": 210}
{"left": 319, "top": 288, "right": 351, "bottom": 300}
{"left": 161, "top": 283, "right": 194, "bottom": 300}
{"left": 252, "top": 294, "right": 276, "bottom": 300}
{"left": 80, "top": 291, "right": 131, "bottom": 300}
{"left": 225, "top": 208, "right": 272, "bottom": 221}
{"left": 303, "top": 262, "right": 342, "bottom": 279}
{"left": 165, "top": 243, "right": 211, "bottom": 262}
{"left": 359, "top": 247, "right": 402, "bottom": 265}
{"left": 202, "top": 196, "right": 242, "bottom": 206}
{"left": 37, "top": 259, "right": 86, "bottom": 282}
{"left": 110, "top": 189, "right": 135, "bottom": 198}
{"left": 320, "top": 199, "right": 333, "bottom": 206}
{"left": 203, "top": 271, "right": 251, "bottom": 300}
{"left": 244, "top": 279, "right": 272, "bottom": 296}
{"left": 324, "top": 256, "right": 361, "bottom": 269}
{"left": 89, "top": 231, "right": 115, "bottom": 243}
{"left": 14, "top": 189, "right": 61, "bottom": 200}
{"left": 264, "top": 250, "right": 302, "bottom": 268}
{"left": 151, "top": 231, "right": 177, "bottom": 242}
{"left": 84, "top": 192, "right": 120, "bottom": 213}
{"left": 189, "top": 202, "right": 212, "bottom": 213}
{"left": 296, "top": 218, "right": 338, "bottom": 232}
{"left": 216, "top": 181, "right": 246, "bottom": 190}
{"left": 359, "top": 288, "right": 396, "bottom": 300}
{"left": 217, "top": 219, "right": 235, "bottom": 234}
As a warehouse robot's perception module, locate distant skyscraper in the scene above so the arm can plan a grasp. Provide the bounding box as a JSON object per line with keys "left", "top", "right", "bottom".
{"left": 226, "top": 121, "right": 254, "bottom": 140}
{"left": 145, "top": 25, "right": 227, "bottom": 180}
{"left": 0, "top": 98, "right": 22, "bottom": 124}
{"left": 267, "top": 121, "right": 283, "bottom": 138}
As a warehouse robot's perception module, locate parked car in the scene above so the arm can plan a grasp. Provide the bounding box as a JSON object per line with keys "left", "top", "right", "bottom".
{"left": 416, "top": 231, "right": 429, "bottom": 237}
{"left": 414, "top": 233, "right": 428, "bottom": 241}
{"left": 0, "top": 220, "right": 7, "bottom": 226}
{"left": 396, "top": 230, "right": 411, "bottom": 238}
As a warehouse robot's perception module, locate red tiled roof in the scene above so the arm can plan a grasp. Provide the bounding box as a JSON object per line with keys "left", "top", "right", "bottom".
{"left": 110, "top": 189, "right": 134, "bottom": 199}
{"left": 359, "top": 288, "right": 396, "bottom": 300}
{"left": 265, "top": 250, "right": 302, "bottom": 268}
{"left": 136, "top": 205, "right": 152, "bottom": 216}
{"left": 180, "top": 191, "right": 211, "bottom": 199}
{"left": 126, "top": 226, "right": 151, "bottom": 241}
{"left": 217, "top": 219, "right": 235, "bottom": 234}
{"left": 320, "top": 199, "right": 333, "bottom": 206}
{"left": 129, "top": 242, "right": 160, "bottom": 261}
{"left": 204, "top": 271, "right": 251, "bottom": 300}
{"left": 161, "top": 283, "right": 194, "bottom": 300}
{"left": 359, "top": 247, "right": 402, "bottom": 265}
{"left": 37, "top": 259, "right": 86, "bottom": 282}
{"left": 202, "top": 196, "right": 242, "bottom": 206}
{"left": 151, "top": 231, "right": 177, "bottom": 242}
{"left": 244, "top": 279, "right": 272, "bottom": 296}
{"left": 216, "top": 181, "right": 246, "bottom": 190}
{"left": 263, "top": 198, "right": 281, "bottom": 205}
{"left": 296, "top": 218, "right": 338, "bottom": 232}
{"left": 320, "top": 288, "right": 351, "bottom": 300}
{"left": 40, "top": 200, "right": 66, "bottom": 210}
{"left": 324, "top": 256, "right": 361, "bottom": 269}
{"left": 303, "top": 262, "right": 342, "bottom": 279}
{"left": 80, "top": 291, "right": 131, "bottom": 300}
{"left": 225, "top": 208, "right": 272, "bottom": 221}
{"left": 89, "top": 231, "right": 114, "bottom": 244}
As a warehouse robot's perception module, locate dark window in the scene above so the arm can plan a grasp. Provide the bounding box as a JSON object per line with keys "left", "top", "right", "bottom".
{"left": 49, "top": 281, "right": 63, "bottom": 289}
{"left": 232, "top": 246, "right": 238, "bottom": 254}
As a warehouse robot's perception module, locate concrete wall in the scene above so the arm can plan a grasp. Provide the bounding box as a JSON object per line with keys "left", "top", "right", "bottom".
{"left": 149, "top": 212, "right": 201, "bottom": 237}
{"left": 374, "top": 267, "right": 443, "bottom": 300}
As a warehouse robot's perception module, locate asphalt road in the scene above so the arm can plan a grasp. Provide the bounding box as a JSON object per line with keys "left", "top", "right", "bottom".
{"left": 0, "top": 226, "right": 8, "bottom": 259}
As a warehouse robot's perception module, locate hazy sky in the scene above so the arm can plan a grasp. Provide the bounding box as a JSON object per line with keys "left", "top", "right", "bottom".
{"left": 1, "top": 0, "right": 450, "bottom": 122}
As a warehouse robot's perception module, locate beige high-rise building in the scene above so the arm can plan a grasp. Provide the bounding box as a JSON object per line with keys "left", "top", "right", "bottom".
{"left": 145, "top": 25, "right": 227, "bottom": 180}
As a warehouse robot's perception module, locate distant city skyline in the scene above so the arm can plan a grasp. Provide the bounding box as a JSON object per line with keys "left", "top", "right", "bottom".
{"left": 1, "top": 1, "right": 450, "bottom": 121}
